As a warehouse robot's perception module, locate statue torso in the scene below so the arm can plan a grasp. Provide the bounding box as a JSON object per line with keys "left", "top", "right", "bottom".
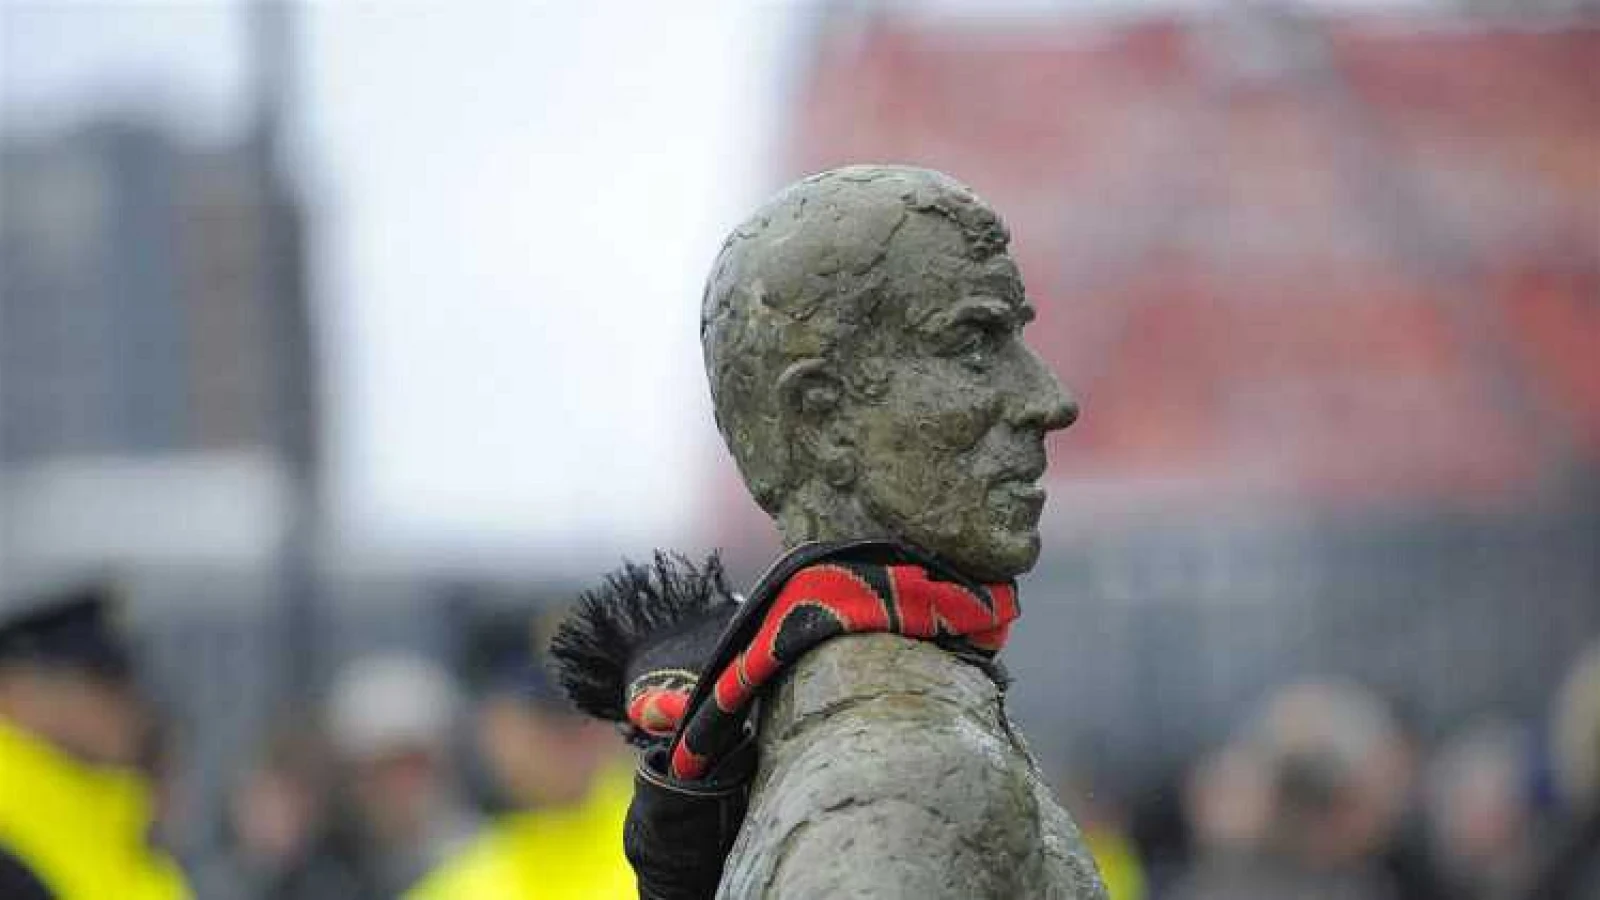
{"left": 717, "top": 634, "right": 1108, "bottom": 900}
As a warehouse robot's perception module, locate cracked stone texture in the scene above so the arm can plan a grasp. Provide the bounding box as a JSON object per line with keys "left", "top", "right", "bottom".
{"left": 716, "top": 634, "right": 1108, "bottom": 900}
{"left": 701, "top": 166, "right": 1106, "bottom": 899}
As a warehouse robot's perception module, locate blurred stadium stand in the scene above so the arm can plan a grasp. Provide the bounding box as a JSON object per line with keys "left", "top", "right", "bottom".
{"left": 709, "top": 4, "right": 1600, "bottom": 781}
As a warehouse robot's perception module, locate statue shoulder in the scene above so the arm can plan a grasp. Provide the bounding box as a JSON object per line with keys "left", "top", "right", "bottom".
{"left": 766, "top": 632, "right": 1001, "bottom": 729}
{"left": 719, "top": 634, "right": 1107, "bottom": 899}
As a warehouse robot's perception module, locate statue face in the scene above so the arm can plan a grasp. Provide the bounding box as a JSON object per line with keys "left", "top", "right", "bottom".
{"left": 703, "top": 166, "right": 1078, "bottom": 581}
{"left": 839, "top": 215, "right": 1077, "bottom": 582}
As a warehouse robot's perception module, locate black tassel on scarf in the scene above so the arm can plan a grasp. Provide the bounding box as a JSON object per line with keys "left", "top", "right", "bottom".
{"left": 547, "top": 552, "right": 739, "bottom": 747}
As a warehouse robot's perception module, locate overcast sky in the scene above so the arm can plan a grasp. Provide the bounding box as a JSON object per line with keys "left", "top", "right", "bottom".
{"left": 298, "top": 4, "right": 800, "bottom": 564}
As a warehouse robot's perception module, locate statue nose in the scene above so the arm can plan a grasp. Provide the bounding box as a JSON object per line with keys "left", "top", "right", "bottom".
{"left": 1047, "top": 392, "right": 1081, "bottom": 431}
{"left": 1013, "top": 354, "right": 1079, "bottom": 432}
{"left": 1028, "top": 389, "right": 1079, "bottom": 432}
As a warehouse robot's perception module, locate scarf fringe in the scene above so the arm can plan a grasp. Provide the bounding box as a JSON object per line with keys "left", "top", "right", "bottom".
{"left": 549, "top": 551, "right": 734, "bottom": 726}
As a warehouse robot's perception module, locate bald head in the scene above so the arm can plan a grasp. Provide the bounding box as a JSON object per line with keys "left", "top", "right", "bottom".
{"left": 702, "top": 165, "right": 1012, "bottom": 513}
{"left": 700, "top": 165, "right": 1076, "bottom": 581}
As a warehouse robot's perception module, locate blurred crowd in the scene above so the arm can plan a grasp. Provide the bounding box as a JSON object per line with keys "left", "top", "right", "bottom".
{"left": 1075, "top": 662, "right": 1600, "bottom": 900}
{"left": 184, "top": 643, "right": 632, "bottom": 900}
{"left": 4, "top": 579, "right": 1598, "bottom": 899}
{"left": 0, "top": 584, "right": 634, "bottom": 900}
{"left": 3, "top": 576, "right": 1600, "bottom": 890}
{"left": 189, "top": 612, "right": 636, "bottom": 900}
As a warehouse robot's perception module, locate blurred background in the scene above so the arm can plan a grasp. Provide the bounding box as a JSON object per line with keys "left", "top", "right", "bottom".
{"left": 2, "top": 0, "right": 1597, "bottom": 898}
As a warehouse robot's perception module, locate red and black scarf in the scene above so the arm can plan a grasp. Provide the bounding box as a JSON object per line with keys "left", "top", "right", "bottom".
{"left": 551, "top": 540, "right": 1020, "bottom": 784}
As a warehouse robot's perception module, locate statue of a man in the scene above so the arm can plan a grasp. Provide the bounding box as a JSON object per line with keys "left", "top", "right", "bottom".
{"left": 552, "top": 165, "right": 1107, "bottom": 899}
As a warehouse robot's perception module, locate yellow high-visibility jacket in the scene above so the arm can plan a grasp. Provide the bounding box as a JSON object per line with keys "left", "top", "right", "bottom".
{"left": 407, "top": 764, "right": 635, "bottom": 900}
{"left": 0, "top": 717, "right": 191, "bottom": 900}
{"left": 1084, "top": 824, "right": 1147, "bottom": 900}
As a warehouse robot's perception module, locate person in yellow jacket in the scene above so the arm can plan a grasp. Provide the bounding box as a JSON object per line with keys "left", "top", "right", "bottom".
{"left": 406, "top": 762, "right": 633, "bottom": 900}
{"left": 0, "top": 583, "right": 192, "bottom": 900}
{"left": 406, "top": 607, "right": 634, "bottom": 900}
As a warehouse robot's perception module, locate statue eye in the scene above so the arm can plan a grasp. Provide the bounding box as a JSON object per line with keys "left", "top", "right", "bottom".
{"left": 927, "top": 300, "right": 1015, "bottom": 366}
{"left": 949, "top": 323, "right": 1003, "bottom": 370}
{"left": 948, "top": 326, "right": 985, "bottom": 355}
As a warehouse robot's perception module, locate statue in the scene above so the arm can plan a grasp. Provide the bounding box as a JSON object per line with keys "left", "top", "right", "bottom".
{"left": 552, "top": 165, "right": 1108, "bottom": 899}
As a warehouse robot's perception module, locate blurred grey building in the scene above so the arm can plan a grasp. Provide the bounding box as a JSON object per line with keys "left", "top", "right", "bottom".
{"left": 712, "top": 5, "right": 1600, "bottom": 785}
{"left": 0, "top": 111, "right": 335, "bottom": 867}
{"left": 0, "top": 117, "right": 313, "bottom": 465}
{"left": 0, "top": 117, "right": 315, "bottom": 576}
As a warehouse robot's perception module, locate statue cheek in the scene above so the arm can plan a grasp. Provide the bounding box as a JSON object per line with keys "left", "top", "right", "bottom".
{"left": 872, "top": 365, "right": 1001, "bottom": 453}
{"left": 911, "top": 392, "right": 1002, "bottom": 453}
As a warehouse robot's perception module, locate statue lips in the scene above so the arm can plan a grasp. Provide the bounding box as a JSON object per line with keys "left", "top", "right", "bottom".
{"left": 991, "top": 453, "right": 1049, "bottom": 529}
{"left": 994, "top": 481, "right": 1047, "bottom": 529}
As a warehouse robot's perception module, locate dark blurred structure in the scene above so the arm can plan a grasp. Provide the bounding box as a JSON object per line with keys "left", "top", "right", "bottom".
{"left": 710, "top": 4, "right": 1600, "bottom": 784}
{"left": 0, "top": 118, "right": 312, "bottom": 461}
{"left": 0, "top": 0, "right": 322, "bottom": 873}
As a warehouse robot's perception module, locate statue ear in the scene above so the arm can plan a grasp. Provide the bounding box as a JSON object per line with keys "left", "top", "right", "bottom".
{"left": 776, "top": 359, "right": 857, "bottom": 489}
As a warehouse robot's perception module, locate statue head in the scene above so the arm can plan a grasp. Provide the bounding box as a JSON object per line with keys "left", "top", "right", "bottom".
{"left": 702, "top": 165, "right": 1078, "bottom": 582}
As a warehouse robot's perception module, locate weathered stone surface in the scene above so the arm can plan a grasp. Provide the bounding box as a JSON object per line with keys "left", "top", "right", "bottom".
{"left": 717, "top": 636, "right": 1107, "bottom": 900}
{"left": 701, "top": 165, "right": 1106, "bottom": 898}
{"left": 700, "top": 166, "right": 1079, "bottom": 584}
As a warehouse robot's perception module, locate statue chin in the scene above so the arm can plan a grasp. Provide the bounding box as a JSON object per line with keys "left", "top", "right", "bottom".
{"left": 918, "top": 528, "right": 1041, "bottom": 583}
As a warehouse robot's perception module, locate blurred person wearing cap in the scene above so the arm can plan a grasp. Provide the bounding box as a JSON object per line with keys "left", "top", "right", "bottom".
{"left": 191, "top": 719, "right": 363, "bottom": 900}
{"left": 322, "top": 653, "right": 481, "bottom": 899}
{"left": 1168, "top": 679, "right": 1408, "bottom": 900}
{"left": 0, "top": 582, "right": 192, "bottom": 899}
{"left": 406, "top": 610, "right": 632, "bottom": 900}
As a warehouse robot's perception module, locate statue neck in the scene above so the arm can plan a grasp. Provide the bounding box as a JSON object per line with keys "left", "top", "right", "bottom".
{"left": 774, "top": 481, "right": 894, "bottom": 548}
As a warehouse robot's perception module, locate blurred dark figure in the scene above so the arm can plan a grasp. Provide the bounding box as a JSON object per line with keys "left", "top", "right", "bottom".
{"left": 0, "top": 582, "right": 192, "bottom": 898}
{"left": 1167, "top": 680, "right": 1409, "bottom": 900}
{"left": 1373, "top": 703, "right": 1454, "bottom": 900}
{"left": 1182, "top": 741, "right": 1276, "bottom": 858}
{"left": 1127, "top": 772, "right": 1198, "bottom": 895}
{"left": 1058, "top": 765, "right": 1148, "bottom": 900}
{"left": 406, "top": 609, "right": 631, "bottom": 899}
{"left": 1423, "top": 720, "right": 1540, "bottom": 900}
{"left": 1527, "top": 640, "right": 1600, "bottom": 900}
{"left": 140, "top": 707, "right": 189, "bottom": 858}
{"left": 202, "top": 654, "right": 480, "bottom": 900}
{"left": 193, "top": 721, "right": 354, "bottom": 900}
